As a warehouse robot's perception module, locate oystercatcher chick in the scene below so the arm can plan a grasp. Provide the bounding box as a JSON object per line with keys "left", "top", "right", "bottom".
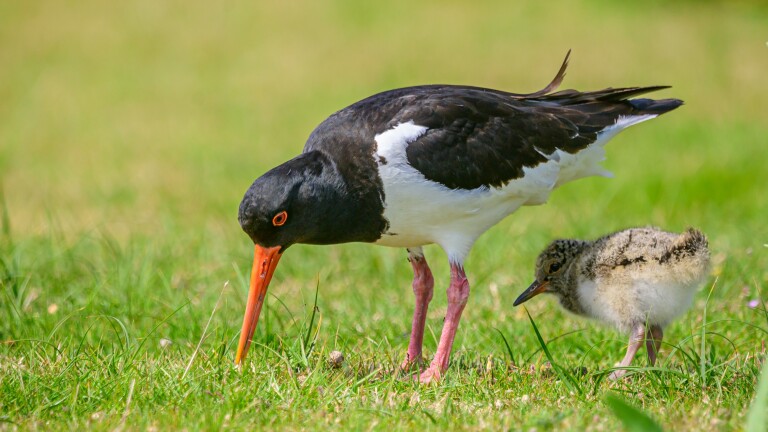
{"left": 514, "top": 227, "right": 710, "bottom": 380}
{"left": 235, "top": 51, "right": 684, "bottom": 383}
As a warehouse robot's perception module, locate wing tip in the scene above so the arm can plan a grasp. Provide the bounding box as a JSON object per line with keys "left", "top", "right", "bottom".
{"left": 628, "top": 97, "right": 684, "bottom": 115}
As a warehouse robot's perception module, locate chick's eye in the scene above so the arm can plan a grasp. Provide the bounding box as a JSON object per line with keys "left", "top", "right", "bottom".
{"left": 272, "top": 211, "right": 288, "bottom": 227}
{"left": 548, "top": 262, "right": 561, "bottom": 273}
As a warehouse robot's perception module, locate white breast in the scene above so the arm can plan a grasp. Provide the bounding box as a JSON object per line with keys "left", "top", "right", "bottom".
{"left": 576, "top": 271, "right": 701, "bottom": 333}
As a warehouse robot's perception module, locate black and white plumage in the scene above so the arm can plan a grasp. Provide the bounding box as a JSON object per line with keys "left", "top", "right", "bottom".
{"left": 235, "top": 52, "right": 683, "bottom": 383}
{"left": 514, "top": 227, "right": 710, "bottom": 379}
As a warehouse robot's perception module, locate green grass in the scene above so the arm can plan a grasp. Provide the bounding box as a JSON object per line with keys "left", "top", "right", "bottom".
{"left": 2, "top": 0, "right": 768, "bottom": 430}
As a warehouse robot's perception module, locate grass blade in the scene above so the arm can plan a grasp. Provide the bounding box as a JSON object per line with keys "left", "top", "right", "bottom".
{"left": 700, "top": 278, "right": 717, "bottom": 389}
{"left": 117, "top": 378, "right": 136, "bottom": 429}
{"left": 524, "top": 308, "right": 582, "bottom": 395}
{"left": 494, "top": 327, "right": 517, "bottom": 366}
{"left": 746, "top": 357, "right": 768, "bottom": 432}
{"left": 752, "top": 278, "right": 768, "bottom": 329}
{"left": 182, "top": 281, "right": 228, "bottom": 380}
{"left": 0, "top": 185, "right": 11, "bottom": 245}
{"left": 303, "top": 277, "right": 320, "bottom": 351}
{"left": 604, "top": 393, "right": 663, "bottom": 432}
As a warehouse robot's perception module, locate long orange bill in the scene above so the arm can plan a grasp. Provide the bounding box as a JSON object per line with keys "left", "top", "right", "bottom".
{"left": 513, "top": 280, "right": 550, "bottom": 306}
{"left": 235, "top": 244, "right": 282, "bottom": 365}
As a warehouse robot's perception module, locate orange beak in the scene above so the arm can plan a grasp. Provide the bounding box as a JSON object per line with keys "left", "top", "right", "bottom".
{"left": 234, "top": 244, "right": 282, "bottom": 365}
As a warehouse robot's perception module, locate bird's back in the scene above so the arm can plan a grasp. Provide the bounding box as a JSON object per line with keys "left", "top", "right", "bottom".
{"left": 304, "top": 52, "right": 682, "bottom": 193}
{"left": 588, "top": 227, "right": 709, "bottom": 284}
{"left": 300, "top": 53, "right": 683, "bottom": 255}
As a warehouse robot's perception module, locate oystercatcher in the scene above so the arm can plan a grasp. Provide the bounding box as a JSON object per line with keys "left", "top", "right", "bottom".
{"left": 514, "top": 227, "right": 710, "bottom": 379}
{"left": 235, "top": 52, "right": 683, "bottom": 383}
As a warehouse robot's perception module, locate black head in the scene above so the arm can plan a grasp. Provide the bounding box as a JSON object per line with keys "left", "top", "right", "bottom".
{"left": 238, "top": 151, "right": 350, "bottom": 249}
{"left": 236, "top": 150, "right": 354, "bottom": 365}
{"left": 234, "top": 148, "right": 387, "bottom": 365}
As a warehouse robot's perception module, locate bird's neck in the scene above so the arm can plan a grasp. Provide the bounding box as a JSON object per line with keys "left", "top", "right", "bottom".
{"left": 300, "top": 150, "right": 389, "bottom": 245}
{"left": 553, "top": 265, "right": 587, "bottom": 316}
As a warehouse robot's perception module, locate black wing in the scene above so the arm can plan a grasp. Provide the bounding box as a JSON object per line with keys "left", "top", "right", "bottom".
{"left": 399, "top": 91, "right": 598, "bottom": 190}
{"left": 396, "top": 53, "right": 681, "bottom": 190}
{"left": 306, "top": 51, "right": 682, "bottom": 191}
{"left": 399, "top": 86, "right": 680, "bottom": 190}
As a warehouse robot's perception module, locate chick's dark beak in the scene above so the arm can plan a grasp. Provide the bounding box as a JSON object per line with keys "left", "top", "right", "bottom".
{"left": 513, "top": 280, "right": 550, "bottom": 306}
{"left": 235, "top": 244, "right": 283, "bottom": 365}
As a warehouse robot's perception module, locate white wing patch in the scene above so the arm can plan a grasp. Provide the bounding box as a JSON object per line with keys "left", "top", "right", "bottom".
{"left": 374, "top": 121, "right": 428, "bottom": 162}
{"left": 373, "top": 121, "right": 555, "bottom": 262}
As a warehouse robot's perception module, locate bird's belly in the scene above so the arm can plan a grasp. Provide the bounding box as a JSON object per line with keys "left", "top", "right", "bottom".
{"left": 578, "top": 277, "right": 700, "bottom": 332}
{"left": 374, "top": 185, "right": 523, "bottom": 254}
{"left": 374, "top": 162, "right": 562, "bottom": 259}
{"left": 629, "top": 279, "right": 699, "bottom": 325}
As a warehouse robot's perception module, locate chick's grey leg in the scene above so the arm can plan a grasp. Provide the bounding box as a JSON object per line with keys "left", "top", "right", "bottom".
{"left": 609, "top": 323, "right": 646, "bottom": 380}
{"left": 646, "top": 324, "right": 663, "bottom": 366}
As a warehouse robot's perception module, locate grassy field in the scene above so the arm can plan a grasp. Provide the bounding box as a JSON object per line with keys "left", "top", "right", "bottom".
{"left": 2, "top": 1, "right": 768, "bottom": 430}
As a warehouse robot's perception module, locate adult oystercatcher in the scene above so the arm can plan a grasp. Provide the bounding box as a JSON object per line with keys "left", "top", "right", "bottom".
{"left": 513, "top": 227, "right": 709, "bottom": 379}
{"left": 235, "top": 52, "right": 683, "bottom": 383}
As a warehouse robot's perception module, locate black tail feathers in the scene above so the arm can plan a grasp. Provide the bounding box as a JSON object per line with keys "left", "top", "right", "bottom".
{"left": 629, "top": 98, "right": 684, "bottom": 115}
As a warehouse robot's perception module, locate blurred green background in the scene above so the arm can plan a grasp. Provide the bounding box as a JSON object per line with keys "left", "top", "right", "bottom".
{"left": 2, "top": 1, "right": 766, "bottom": 237}
{"left": 1, "top": 1, "right": 767, "bottom": 429}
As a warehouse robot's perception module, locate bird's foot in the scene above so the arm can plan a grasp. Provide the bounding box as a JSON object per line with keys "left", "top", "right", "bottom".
{"left": 608, "top": 369, "right": 627, "bottom": 381}
{"left": 418, "top": 365, "right": 442, "bottom": 384}
{"left": 399, "top": 353, "right": 424, "bottom": 372}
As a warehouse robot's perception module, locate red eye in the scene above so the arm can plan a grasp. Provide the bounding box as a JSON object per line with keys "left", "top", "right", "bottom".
{"left": 272, "top": 211, "right": 288, "bottom": 227}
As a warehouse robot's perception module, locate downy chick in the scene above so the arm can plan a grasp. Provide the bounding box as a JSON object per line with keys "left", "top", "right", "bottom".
{"left": 514, "top": 227, "right": 710, "bottom": 379}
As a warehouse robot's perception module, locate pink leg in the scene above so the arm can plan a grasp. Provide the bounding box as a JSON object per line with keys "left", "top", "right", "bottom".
{"left": 646, "top": 325, "right": 663, "bottom": 366}
{"left": 419, "top": 263, "right": 469, "bottom": 384}
{"left": 400, "top": 248, "right": 434, "bottom": 371}
{"left": 609, "top": 323, "right": 646, "bottom": 380}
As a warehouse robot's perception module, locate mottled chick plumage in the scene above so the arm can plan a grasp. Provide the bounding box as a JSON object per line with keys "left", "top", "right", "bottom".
{"left": 515, "top": 227, "right": 710, "bottom": 379}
